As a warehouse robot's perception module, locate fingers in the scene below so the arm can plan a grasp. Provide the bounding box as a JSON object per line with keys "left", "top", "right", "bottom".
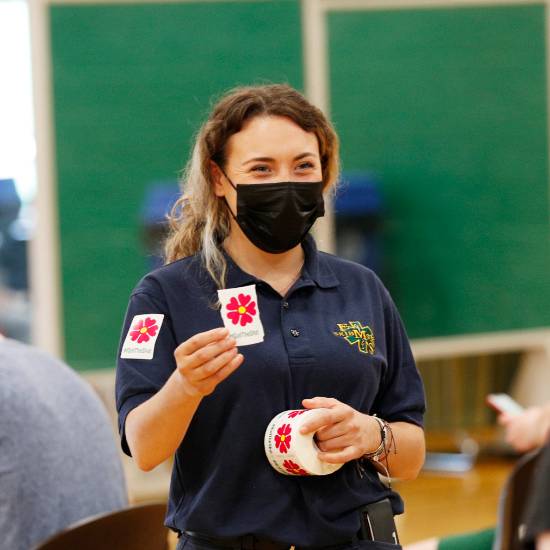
{"left": 211, "top": 352, "right": 244, "bottom": 384}
{"left": 189, "top": 346, "right": 240, "bottom": 382}
{"left": 299, "top": 398, "right": 365, "bottom": 464}
{"left": 299, "top": 409, "right": 336, "bottom": 435}
{"left": 187, "top": 336, "right": 238, "bottom": 371}
{"left": 175, "top": 332, "right": 236, "bottom": 374}
{"left": 196, "top": 353, "right": 244, "bottom": 396}
{"left": 300, "top": 401, "right": 349, "bottom": 435}
{"left": 316, "top": 433, "right": 354, "bottom": 452}
{"left": 174, "top": 327, "right": 243, "bottom": 397}
{"left": 318, "top": 446, "right": 362, "bottom": 464}
{"left": 302, "top": 397, "right": 340, "bottom": 409}
{"left": 175, "top": 327, "right": 229, "bottom": 357}
{"left": 316, "top": 417, "right": 359, "bottom": 440}
{"left": 186, "top": 353, "right": 244, "bottom": 397}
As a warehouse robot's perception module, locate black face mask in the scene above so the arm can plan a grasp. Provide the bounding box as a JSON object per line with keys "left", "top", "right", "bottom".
{"left": 221, "top": 170, "right": 325, "bottom": 254}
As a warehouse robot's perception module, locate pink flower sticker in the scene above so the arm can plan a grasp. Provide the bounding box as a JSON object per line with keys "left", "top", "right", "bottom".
{"left": 226, "top": 293, "right": 257, "bottom": 326}
{"left": 130, "top": 317, "right": 159, "bottom": 344}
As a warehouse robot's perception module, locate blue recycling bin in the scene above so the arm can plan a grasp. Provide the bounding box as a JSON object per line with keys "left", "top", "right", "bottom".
{"left": 333, "top": 172, "right": 383, "bottom": 275}
{"left": 141, "top": 181, "right": 180, "bottom": 270}
{"left": 0, "top": 179, "right": 28, "bottom": 291}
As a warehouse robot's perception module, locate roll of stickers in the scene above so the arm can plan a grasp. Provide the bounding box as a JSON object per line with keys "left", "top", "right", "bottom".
{"left": 264, "top": 409, "right": 344, "bottom": 476}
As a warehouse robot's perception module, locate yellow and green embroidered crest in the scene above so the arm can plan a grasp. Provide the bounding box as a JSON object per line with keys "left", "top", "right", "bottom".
{"left": 333, "top": 321, "right": 375, "bottom": 355}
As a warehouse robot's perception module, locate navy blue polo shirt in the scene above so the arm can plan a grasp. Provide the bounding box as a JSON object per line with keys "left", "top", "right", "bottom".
{"left": 115, "top": 235, "right": 425, "bottom": 546}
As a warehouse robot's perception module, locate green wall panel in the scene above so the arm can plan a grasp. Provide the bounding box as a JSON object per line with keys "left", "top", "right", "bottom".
{"left": 329, "top": 5, "right": 550, "bottom": 338}
{"left": 50, "top": 0, "right": 303, "bottom": 369}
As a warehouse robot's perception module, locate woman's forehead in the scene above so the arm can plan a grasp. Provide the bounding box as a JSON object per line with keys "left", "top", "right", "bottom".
{"left": 225, "top": 115, "right": 319, "bottom": 162}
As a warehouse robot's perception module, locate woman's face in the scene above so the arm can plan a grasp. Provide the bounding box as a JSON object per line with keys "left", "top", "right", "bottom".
{"left": 212, "top": 115, "right": 323, "bottom": 210}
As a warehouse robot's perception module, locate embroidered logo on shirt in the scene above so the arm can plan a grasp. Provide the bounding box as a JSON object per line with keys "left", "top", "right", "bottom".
{"left": 120, "top": 314, "right": 164, "bottom": 360}
{"left": 333, "top": 321, "right": 375, "bottom": 355}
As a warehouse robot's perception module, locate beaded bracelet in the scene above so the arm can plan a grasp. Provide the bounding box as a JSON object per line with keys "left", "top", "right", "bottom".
{"left": 362, "top": 415, "right": 388, "bottom": 462}
{"left": 356, "top": 415, "right": 396, "bottom": 487}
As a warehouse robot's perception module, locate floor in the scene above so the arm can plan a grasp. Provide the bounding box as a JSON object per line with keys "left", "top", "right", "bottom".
{"left": 396, "top": 456, "right": 513, "bottom": 544}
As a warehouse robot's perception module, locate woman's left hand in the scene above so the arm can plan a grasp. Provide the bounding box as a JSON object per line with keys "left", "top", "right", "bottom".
{"left": 300, "top": 397, "right": 382, "bottom": 464}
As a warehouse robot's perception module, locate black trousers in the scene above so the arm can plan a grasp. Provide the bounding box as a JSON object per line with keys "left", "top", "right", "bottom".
{"left": 175, "top": 533, "right": 402, "bottom": 550}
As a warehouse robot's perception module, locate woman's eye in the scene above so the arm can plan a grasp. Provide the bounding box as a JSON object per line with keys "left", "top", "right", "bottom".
{"left": 250, "top": 165, "right": 271, "bottom": 173}
{"left": 297, "top": 161, "right": 315, "bottom": 170}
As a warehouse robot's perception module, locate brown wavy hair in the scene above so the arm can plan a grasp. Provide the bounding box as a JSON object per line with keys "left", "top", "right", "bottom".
{"left": 163, "top": 83, "right": 340, "bottom": 289}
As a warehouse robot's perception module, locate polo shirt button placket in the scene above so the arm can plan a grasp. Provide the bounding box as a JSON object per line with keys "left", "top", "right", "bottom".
{"left": 282, "top": 301, "right": 290, "bottom": 310}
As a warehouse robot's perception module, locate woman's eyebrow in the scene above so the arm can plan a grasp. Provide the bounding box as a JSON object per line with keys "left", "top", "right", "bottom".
{"left": 242, "top": 152, "right": 317, "bottom": 166}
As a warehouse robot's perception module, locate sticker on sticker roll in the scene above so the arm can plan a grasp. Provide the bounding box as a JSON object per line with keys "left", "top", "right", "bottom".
{"left": 217, "top": 284, "right": 264, "bottom": 346}
{"left": 264, "top": 409, "right": 344, "bottom": 476}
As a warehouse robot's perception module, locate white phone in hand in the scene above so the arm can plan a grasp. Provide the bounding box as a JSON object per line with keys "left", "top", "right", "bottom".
{"left": 486, "top": 393, "right": 524, "bottom": 416}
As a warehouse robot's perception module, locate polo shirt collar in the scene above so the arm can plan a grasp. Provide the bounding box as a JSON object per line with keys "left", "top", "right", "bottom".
{"left": 301, "top": 234, "right": 340, "bottom": 289}
{"left": 221, "top": 234, "right": 340, "bottom": 290}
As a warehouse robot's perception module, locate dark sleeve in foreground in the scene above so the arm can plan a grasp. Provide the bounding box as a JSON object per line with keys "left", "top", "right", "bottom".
{"left": 523, "top": 441, "right": 550, "bottom": 543}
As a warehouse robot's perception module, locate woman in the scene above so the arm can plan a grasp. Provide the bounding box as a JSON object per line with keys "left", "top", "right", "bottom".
{"left": 116, "top": 84, "right": 426, "bottom": 549}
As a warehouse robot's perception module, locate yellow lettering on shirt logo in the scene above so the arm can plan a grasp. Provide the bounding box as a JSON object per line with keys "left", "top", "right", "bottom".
{"left": 333, "top": 321, "right": 375, "bottom": 355}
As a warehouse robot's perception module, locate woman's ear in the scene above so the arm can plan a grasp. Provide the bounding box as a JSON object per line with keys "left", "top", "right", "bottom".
{"left": 210, "top": 161, "right": 225, "bottom": 197}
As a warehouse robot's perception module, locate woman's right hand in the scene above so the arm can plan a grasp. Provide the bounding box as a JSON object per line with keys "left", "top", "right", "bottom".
{"left": 174, "top": 327, "right": 243, "bottom": 397}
